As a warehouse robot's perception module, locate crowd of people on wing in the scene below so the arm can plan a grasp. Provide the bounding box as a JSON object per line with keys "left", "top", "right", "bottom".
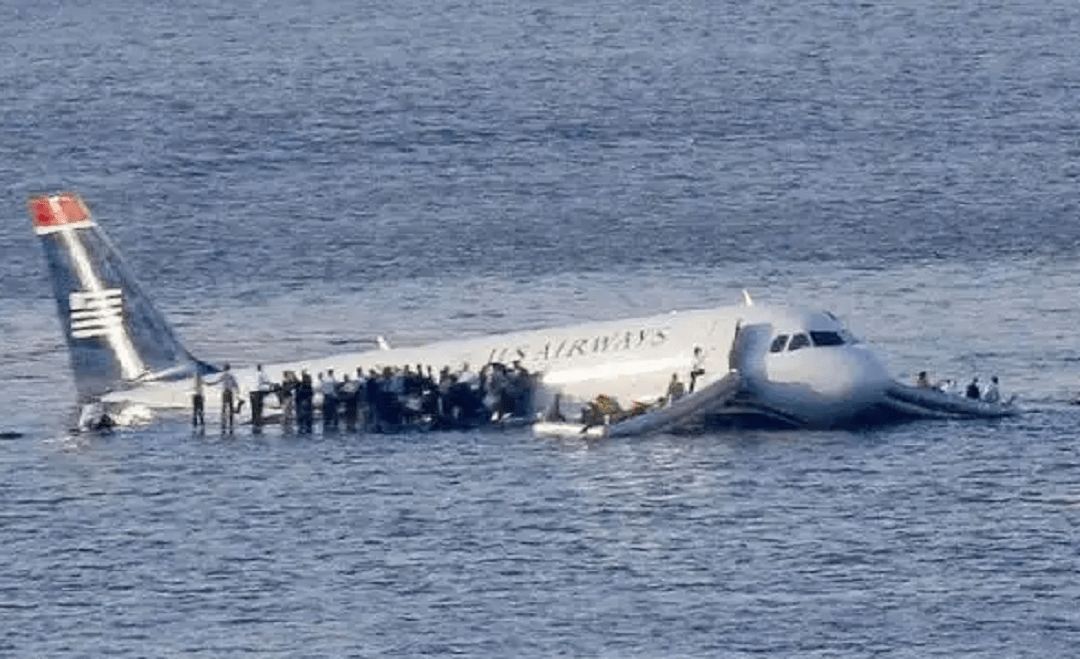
{"left": 915, "top": 371, "right": 1002, "bottom": 403}
{"left": 198, "top": 360, "right": 539, "bottom": 433}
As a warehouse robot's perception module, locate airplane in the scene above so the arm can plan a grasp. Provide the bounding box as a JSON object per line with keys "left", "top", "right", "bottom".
{"left": 27, "top": 191, "right": 1020, "bottom": 433}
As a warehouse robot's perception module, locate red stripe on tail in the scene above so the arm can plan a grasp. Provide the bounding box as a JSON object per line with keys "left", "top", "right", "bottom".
{"left": 28, "top": 192, "right": 90, "bottom": 228}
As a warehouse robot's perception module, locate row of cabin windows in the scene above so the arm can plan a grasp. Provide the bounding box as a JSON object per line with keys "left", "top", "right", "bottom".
{"left": 769, "top": 330, "right": 847, "bottom": 353}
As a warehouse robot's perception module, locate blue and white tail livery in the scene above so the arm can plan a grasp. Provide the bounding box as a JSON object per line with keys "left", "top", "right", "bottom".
{"left": 29, "top": 191, "right": 1019, "bottom": 430}
{"left": 29, "top": 192, "right": 214, "bottom": 405}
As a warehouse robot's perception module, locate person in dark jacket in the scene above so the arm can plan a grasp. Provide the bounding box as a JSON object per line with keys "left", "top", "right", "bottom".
{"left": 295, "top": 371, "right": 314, "bottom": 433}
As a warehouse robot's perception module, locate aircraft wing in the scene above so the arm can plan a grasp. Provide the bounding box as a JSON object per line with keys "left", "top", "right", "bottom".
{"left": 881, "top": 381, "right": 1021, "bottom": 419}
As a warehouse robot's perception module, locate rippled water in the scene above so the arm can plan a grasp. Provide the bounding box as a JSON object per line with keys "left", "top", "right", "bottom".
{"left": 3, "top": 0, "right": 1080, "bottom": 655}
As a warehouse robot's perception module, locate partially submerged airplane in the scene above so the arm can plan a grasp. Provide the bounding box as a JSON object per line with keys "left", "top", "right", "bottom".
{"left": 28, "top": 191, "right": 1019, "bottom": 433}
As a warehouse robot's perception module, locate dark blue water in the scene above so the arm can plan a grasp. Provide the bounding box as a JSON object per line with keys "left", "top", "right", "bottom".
{"left": 3, "top": 0, "right": 1080, "bottom": 655}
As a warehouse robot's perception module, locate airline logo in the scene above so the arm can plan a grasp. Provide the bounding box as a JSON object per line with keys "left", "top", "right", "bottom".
{"left": 69, "top": 288, "right": 124, "bottom": 340}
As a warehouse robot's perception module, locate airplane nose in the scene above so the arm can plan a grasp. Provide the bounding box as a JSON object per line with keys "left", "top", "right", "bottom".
{"left": 812, "top": 346, "right": 892, "bottom": 399}
{"left": 848, "top": 347, "right": 893, "bottom": 395}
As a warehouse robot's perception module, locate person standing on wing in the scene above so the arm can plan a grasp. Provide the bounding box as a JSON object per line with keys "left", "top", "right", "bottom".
{"left": 666, "top": 373, "right": 686, "bottom": 406}
{"left": 207, "top": 363, "right": 240, "bottom": 431}
{"left": 322, "top": 368, "right": 339, "bottom": 431}
{"left": 689, "top": 346, "right": 706, "bottom": 393}
{"left": 250, "top": 364, "right": 272, "bottom": 429}
{"left": 191, "top": 371, "right": 206, "bottom": 429}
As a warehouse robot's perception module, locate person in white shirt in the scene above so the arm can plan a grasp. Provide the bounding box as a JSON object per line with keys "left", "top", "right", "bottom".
{"left": 689, "top": 346, "right": 706, "bottom": 393}
{"left": 458, "top": 363, "right": 479, "bottom": 389}
{"left": 983, "top": 376, "right": 1001, "bottom": 404}
{"left": 322, "top": 368, "right": 339, "bottom": 430}
{"left": 250, "top": 364, "right": 273, "bottom": 429}
{"left": 209, "top": 363, "right": 240, "bottom": 430}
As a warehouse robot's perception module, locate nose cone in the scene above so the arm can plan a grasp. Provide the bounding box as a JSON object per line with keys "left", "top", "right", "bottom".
{"left": 804, "top": 345, "right": 892, "bottom": 401}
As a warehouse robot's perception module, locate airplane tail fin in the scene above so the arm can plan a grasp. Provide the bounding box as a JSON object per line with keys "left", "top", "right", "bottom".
{"left": 28, "top": 192, "right": 214, "bottom": 402}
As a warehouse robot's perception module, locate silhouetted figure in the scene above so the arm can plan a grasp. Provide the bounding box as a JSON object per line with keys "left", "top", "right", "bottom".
{"left": 191, "top": 371, "right": 205, "bottom": 429}
{"left": 666, "top": 373, "right": 686, "bottom": 406}
{"left": 544, "top": 393, "right": 566, "bottom": 422}
{"left": 79, "top": 401, "right": 114, "bottom": 432}
{"left": 364, "top": 369, "right": 380, "bottom": 431}
{"left": 341, "top": 373, "right": 360, "bottom": 432}
{"left": 279, "top": 371, "right": 298, "bottom": 431}
{"left": 966, "top": 377, "right": 981, "bottom": 400}
{"left": 296, "top": 371, "right": 314, "bottom": 433}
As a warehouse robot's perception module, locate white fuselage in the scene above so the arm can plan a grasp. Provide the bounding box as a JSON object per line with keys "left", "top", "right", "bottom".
{"left": 105, "top": 303, "right": 895, "bottom": 428}
{"left": 29, "top": 192, "right": 989, "bottom": 431}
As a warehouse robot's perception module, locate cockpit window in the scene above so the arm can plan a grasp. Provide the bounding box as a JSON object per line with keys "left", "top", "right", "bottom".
{"left": 770, "top": 334, "right": 789, "bottom": 353}
{"left": 788, "top": 333, "right": 811, "bottom": 351}
{"left": 810, "top": 331, "right": 845, "bottom": 347}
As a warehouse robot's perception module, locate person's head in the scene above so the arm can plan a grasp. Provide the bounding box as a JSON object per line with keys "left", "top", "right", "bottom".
{"left": 223, "top": 363, "right": 230, "bottom": 371}
{"left": 257, "top": 364, "right": 262, "bottom": 371}
{"left": 992, "top": 376, "right": 999, "bottom": 384}
{"left": 919, "top": 371, "right": 927, "bottom": 378}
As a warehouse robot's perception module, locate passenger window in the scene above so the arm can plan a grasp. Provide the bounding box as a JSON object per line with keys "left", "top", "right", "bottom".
{"left": 769, "top": 335, "right": 789, "bottom": 353}
{"left": 788, "top": 333, "right": 810, "bottom": 351}
{"left": 810, "top": 331, "right": 845, "bottom": 347}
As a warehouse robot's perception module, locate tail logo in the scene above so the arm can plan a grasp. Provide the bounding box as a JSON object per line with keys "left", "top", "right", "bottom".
{"left": 70, "top": 288, "right": 124, "bottom": 340}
